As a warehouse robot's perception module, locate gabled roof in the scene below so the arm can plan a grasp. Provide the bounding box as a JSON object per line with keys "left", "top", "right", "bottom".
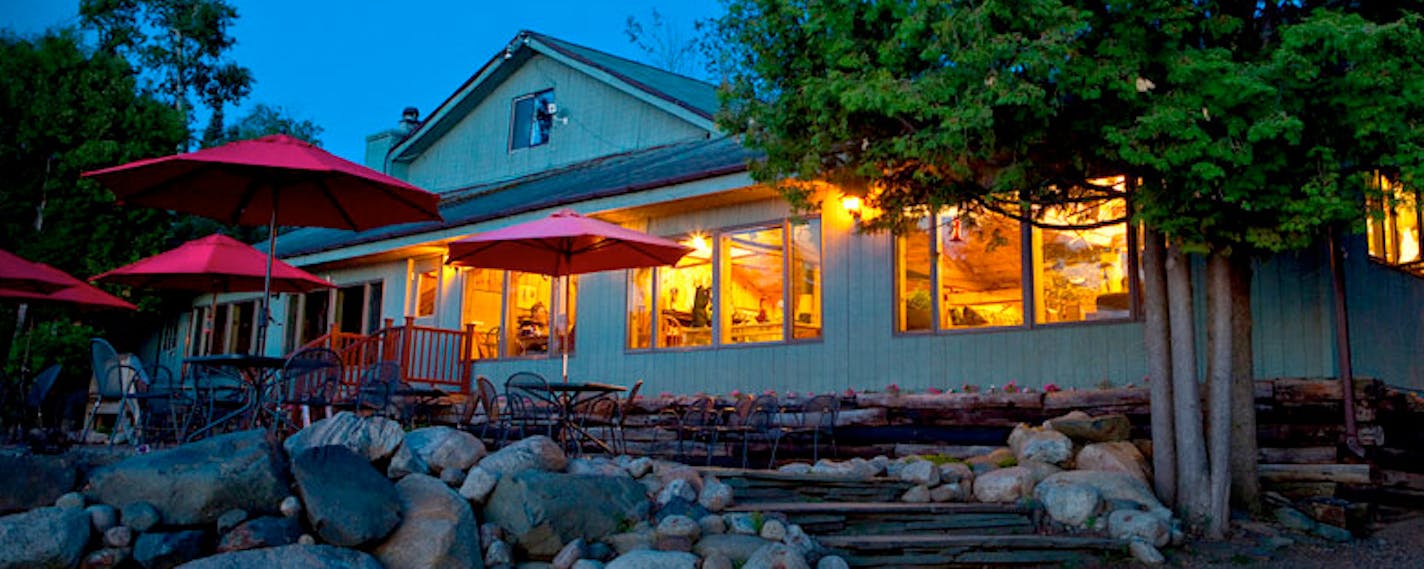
{"left": 390, "top": 30, "right": 720, "bottom": 162}
{"left": 272, "top": 136, "right": 755, "bottom": 259}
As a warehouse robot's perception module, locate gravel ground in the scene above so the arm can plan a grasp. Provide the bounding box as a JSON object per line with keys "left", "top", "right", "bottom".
{"left": 1091, "top": 514, "right": 1424, "bottom": 569}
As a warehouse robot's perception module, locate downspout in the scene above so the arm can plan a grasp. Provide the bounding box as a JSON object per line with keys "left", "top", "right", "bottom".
{"left": 1327, "top": 226, "right": 1365, "bottom": 458}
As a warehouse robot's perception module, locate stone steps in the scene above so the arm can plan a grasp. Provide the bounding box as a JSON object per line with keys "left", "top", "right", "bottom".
{"left": 816, "top": 534, "right": 1128, "bottom": 568}
{"left": 727, "top": 501, "right": 1037, "bottom": 538}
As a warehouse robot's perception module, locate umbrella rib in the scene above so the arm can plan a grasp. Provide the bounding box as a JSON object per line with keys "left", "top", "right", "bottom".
{"left": 232, "top": 178, "right": 265, "bottom": 226}
{"left": 366, "top": 178, "right": 442, "bottom": 220}
{"left": 114, "top": 164, "right": 207, "bottom": 203}
{"left": 316, "top": 178, "right": 360, "bottom": 230}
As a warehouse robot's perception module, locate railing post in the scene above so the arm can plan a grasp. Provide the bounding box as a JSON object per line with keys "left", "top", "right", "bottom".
{"left": 327, "top": 322, "right": 339, "bottom": 350}
{"left": 402, "top": 316, "right": 416, "bottom": 383}
{"left": 380, "top": 318, "right": 395, "bottom": 362}
{"left": 462, "top": 323, "right": 476, "bottom": 394}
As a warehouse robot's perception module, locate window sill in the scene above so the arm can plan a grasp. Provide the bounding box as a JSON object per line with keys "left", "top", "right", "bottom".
{"left": 624, "top": 337, "right": 824, "bottom": 355}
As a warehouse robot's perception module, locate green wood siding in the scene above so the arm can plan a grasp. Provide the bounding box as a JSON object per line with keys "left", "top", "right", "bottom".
{"left": 404, "top": 54, "right": 709, "bottom": 193}
{"left": 1345, "top": 237, "right": 1424, "bottom": 389}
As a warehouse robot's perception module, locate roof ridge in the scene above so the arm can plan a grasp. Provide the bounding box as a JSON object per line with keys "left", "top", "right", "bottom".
{"left": 523, "top": 30, "right": 717, "bottom": 89}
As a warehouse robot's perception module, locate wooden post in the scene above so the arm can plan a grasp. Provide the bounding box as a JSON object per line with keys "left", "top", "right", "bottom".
{"left": 327, "top": 322, "right": 339, "bottom": 350}
{"left": 380, "top": 318, "right": 395, "bottom": 362}
{"left": 402, "top": 316, "right": 416, "bottom": 383}
{"left": 462, "top": 323, "right": 476, "bottom": 395}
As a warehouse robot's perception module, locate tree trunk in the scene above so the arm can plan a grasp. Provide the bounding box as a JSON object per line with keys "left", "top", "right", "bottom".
{"left": 1142, "top": 227, "right": 1176, "bottom": 507}
{"left": 1206, "top": 253, "right": 1233, "bottom": 539}
{"left": 1229, "top": 252, "right": 1261, "bottom": 514}
{"left": 1166, "top": 243, "right": 1210, "bottom": 527}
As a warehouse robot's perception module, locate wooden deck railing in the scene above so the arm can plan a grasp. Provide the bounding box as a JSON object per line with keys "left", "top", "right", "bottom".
{"left": 295, "top": 317, "right": 474, "bottom": 394}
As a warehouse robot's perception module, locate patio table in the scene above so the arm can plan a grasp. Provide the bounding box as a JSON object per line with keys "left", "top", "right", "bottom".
{"left": 182, "top": 354, "right": 334, "bottom": 439}
{"left": 546, "top": 381, "right": 627, "bottom": 454}
{"left": 391, "top": 384, "right": 449, "bottom": 427}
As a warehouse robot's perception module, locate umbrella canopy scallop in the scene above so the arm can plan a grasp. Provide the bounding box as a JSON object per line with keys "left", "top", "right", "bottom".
{"left": 92, "top": 233, "right": 333, "bottom": 294}
{"left": 1, "top": 248, "right": 74, "bottom": 294}
{"left": 0, "top": 262, "right": 136, "bottom": 310}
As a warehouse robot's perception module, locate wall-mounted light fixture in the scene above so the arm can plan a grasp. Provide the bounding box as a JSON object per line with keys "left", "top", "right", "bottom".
{"left": 840, "top": 194, "right": 864, "bottom": 221}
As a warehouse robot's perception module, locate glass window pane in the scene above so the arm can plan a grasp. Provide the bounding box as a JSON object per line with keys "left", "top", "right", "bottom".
{"left": 210, "top": 305, "right": 229, "bottom": 355}
{"left": 505, "top": 272, "right": 552, "bottom": 357}
{"left": 300, "top": 291, "right": 330, "bottom": 347}
{"left": 1032, "top": 198, "right": 1132, "bottom": 324}
{"left": 232, "top": 301, "right": 255, "bottom": 354}
{"left": 554, "top": 276, "right": 577, "bottom": 355}
{"left": 790, "top": 219, "right": 822, "bottom": 340}
{"left": 337, "top": 284, "right": 364, "bottom": 333}
{"left": 721, "top": 226, "right": 786, "bottom": 344}
{"left": 415, "top": 271, "right": 437, "bottom": 318}
{"left": 658, "top": 235, "right": 714, "bottom": 348}
{"left": 628, "top": 268, "right": 654, "bottom": 349}
{"left": 511, "top": 97, "right": 533, "bottom": 150}
{"left": 896, "top": 217, "right": 933, "bottom": 332}
{"left": 462, "top": 269, "right": 505, "bottom": 359}
{"left": 365, "top": 282, "right": 384, "bottom": 334}
{"left": 938, "top": 211, "right": 1024, "bottom": 329}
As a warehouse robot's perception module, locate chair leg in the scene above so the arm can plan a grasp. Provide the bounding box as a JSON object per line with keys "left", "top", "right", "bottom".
{"left": 768, "top": 435, "right": 781, "bottom": 469}
{"left": 79, "top": 396, "right": 104, "bottom": 444}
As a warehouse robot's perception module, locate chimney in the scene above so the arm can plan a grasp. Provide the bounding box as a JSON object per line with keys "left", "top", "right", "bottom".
{"left": 364, "top": 106, "right": 422, "bottom": 172}
{"left": 399, "top": 107, "right": 421, "bottom": 135}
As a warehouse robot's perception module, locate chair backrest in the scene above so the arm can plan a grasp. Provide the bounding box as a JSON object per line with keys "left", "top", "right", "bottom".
{"left": 476, "top": 375, "right": 500, "bottom": 422}
{"left": 357, "top": 361, "right": 400, "bottom": 406}
{"left": 26, "top": 364, "right": 62, "bottom": 408}
{"left": 480, "top": 327, "right": 500, "bottom": 359}
{"left": 800, "top": 394, "right": 840, "bottom": 429}
{"left": 746, "top": 395, "right": 781, "bottom": 430}
{"left": 725, "top": 395, "right": 755, "bottom": 427}
{"left": 623, "top": 379, "right": 644, "bottom": 407}
{"left": 681, "top": 396, "right": 717, "bottom": 428}
{"left": 90, "top": 339, "right": 124, "bottom": 397}
{"left": 282, "top": 347, "right": 343, "bottom": 401}
{"left": 505, "top": 371, "right": 553, "bottom": 405}
{"left": 504, "top": 391, "right": 543, "bottom": 422}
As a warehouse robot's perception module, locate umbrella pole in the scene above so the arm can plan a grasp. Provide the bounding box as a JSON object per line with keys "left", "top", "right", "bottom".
{"left": 561, "top": 275, "right": 570, "bottom": 384}
{"left": 256, "top": 207, "right": 277, "bottom": 356}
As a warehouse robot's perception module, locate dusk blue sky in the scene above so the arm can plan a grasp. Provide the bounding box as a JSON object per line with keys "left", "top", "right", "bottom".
{"left": 2, "top": 0, "right": 724, "bottom": 163}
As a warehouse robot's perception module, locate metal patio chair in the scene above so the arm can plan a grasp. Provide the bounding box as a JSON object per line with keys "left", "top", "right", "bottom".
{"left": 787, "top": 394, "right": 840, "bottom": 462}
{"left": 268, "top": 347, "right": 342, "bottom": 435}
{"left": 673, "top": 395, "right": 720, "bottom": 465}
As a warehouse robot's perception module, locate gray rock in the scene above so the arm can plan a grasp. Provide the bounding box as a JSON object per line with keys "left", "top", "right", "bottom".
{"left": 777, "top": 463, "right": 812, "bottom": 475}
{"left": 929, "top": 482, "right": 970, "bottom": 502}
{"left": 724, "top": 513, "right": 759, "bottom": 535}
{"left": 815, "top": 556, "right": 849, "bottom": 569}
{"left": 82, "top": 547, "right": 129, "bottom": 568}
{"left": 898, "top": 461, "right": 940, "bottom": 486}
{"left": 603, "top": 530, "right": 654, "bottom": 555}
{"left": 937, "top": 462, "right": 973, "bottom": 484}
{"left": 655, "top": 498, "right": 709, "bottom": 523}
{"left": 217, "top": 516, "right": 302, "bottom": 552}
{"left": 625, "top": 457, "right": 653, "bottom": 478}
{"left": 55, "top": 491, "right": 86, "bottom": 509}
{"left": 1075, "top": 442, "right": 1152, "bottom": 486}
{"left": 0, "top": 506, "right": 89, "bottom": 569}
{"left": 86, "top": 430, "right": 289, "bottom": 526}
{"left": 553, "top": 538, "right": 587, "bottom": 569}
{"left": 485, "top": 471, "right": 649, "bottom": 558}
{"left": 808, "top": 459, "right": 877, "bottom": 480}
{"left": 693, "top": 534, "right": 771, "bottom": 564}
{"left": 443, "top": 467, "right": 469, "bottom": 487}
{"left": 134, "top": 529, "right": 207, "bottom": 569}
{"left": 481, "top": 522, "right": 506, "bottom": 545}
{"left": 280, "top": 496, "right": 302, "bottom": 519}
{"left": 88, "top": 504, "right": 118, "bottom": 532}
{"left": 1108, "top": 509, "right": 1169, "bottom": 547}
{"left": 1275, "top": 507, "right": 1318, "bottom": 533}
{"left": 1312, "top": 523, "right": 1352, "bottom": 542}
{"left": 568, "top": 458, "right": 630, "bottom": 478}
{"left": 0, "top": 454, "right": 77, "bottom": 514}
{"left": 485, "top": 540, "right": 514, "bottom": 566}
{"left": 292, "top": 445, "right": 401, "bottom": 547}
{"left": 758, "top": 519, "right": 786, "bottom": 541}
{"left": 697, "top": 477, "right": 733, "bottom": 512}
{"left": 387, "top": 445, "right": 431, "bottom": 479}
{"left": 283, "top": 411, "right": 406, "bottom": 462}
{"left": 657, "top": 479, "right": 696, "bottom": 506}
{"left": 394, "top": 426, "right": 487, "bottom": 477}
{"left": 374, "top": 474, "right": 483, "bottom": 569}
{"left": 586, "top": 542, "right": 613, "bottom": 562}
{"left": 174, "top": 544, "right": 383, "bottom": 569}
{"left": 655, "top": 535, "right": 692, "bottom": 552}
{"left": 1128, "top": 539, "right": 1165, "bottom": 565}
{"left": 460, "top": 467, "right": 501, "bottom": 504}
{"left": 216, "top": 509, "right": 248, "bottom": 534}
{"left": 571, "top": 560, "right": 605, "bottom": 569}
{"left": 653, "top": 463, "right": 703, "bottom": 494}
{"left": 298, "top": 534, "right": 316, "bottom": 545}
{"left": 122, "top": 501, "right": 162, "bottom": 532}
{"left": 1036, "top": 471, "right": 1166, "bottom": 513}
{"left": 783, "top": 524, "right": 818, "bottom": 558}
{"left": 700, "top": 553, "right": 733, "bottom": 569}
{"left": 478, "top": 436, "right": 567, "bottom": 476}
{"left": 1016, "top": 428, "right": 1073, "bottom": 466}
{"left": 698, "top": 514, "right": 726, "bottom": 535}
{"left": 104, "top": 525, "right": 133, "bottom": 548}
{"left": 604, "top": 550, "right": 698, "bottom": 569}
{"left": 972, "top": 466, "right": 1034, "bottom": 502}
{"left": 901, "top": 485, "right": 931, "bottom": 503}
{"left": 744, "top": 543, "right": 809, "bottom": 569}
{"left": 1034, "top": 481, "right": 1102, "bottom": 527}
{"left": 656, "top": 515, "right": 700, "bottom": 540}
{"left": 1045, "top": 412, "right": 1131, "bottom": 443}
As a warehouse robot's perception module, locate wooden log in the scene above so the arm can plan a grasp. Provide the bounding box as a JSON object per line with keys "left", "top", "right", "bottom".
{"left": 817, "top": 534, "right": 1126, "bottom": 550}
{"left": 835, "top": 407, "right": 889, "bottom": 427}
{"left": 856, "top": 392, "right": 1044, "bottom": 410}
{"left": 1258, "top": 463, "right": 1371, "bottom": 484}
{"left": 1272, "top": 378, "right": 1380, "bottom": 405}
{"left": 1261, "top": 481, "right": 1338, "bottom": 500}
{"left": 1378, "top": 470, "right": 1424, "bottom": 491}
{"left": 725, "top": 501, "right": 1032, "bottom": 515}
{"left": 894, "top": 444, "right": 1004, "bottom": 459}
{"left": 1042, "top": 387, "right": 1150, "bottom": 411}
{"left": 1257, "top": 447, "right": 1338, "bottom": 464}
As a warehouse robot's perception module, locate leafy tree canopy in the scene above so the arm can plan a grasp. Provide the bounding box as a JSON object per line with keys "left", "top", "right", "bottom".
{"left": 712, "top": 0, "right": 1424, "bottom": 253}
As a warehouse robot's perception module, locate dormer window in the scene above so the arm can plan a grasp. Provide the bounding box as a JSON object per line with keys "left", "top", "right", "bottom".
{"left": 510, "top": 89, "right": 554, "bottom": 150}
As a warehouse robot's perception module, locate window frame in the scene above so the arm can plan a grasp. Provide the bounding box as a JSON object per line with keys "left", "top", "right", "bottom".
{"left": 625, "top": 216, "right": 825, "bottom": 353}
{"left": 460, "top": 268, "right": 578, "bottom": 362}
{"left": 1366, "top": 173, "right": 1424, "bottom": 276}
{"left": 508, "top": 89, "right": 554, "bottom": 152}
{"left": 891, "top": 202, "right": 1140, "bottom": 337}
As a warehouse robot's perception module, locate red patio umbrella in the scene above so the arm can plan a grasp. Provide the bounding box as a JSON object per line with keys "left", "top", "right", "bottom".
{"left": 446, "top": 209, "right": 691, "bottom": 381}
{"left": 1, "top": 248, "right": 74, "bottom": 294}
{"left": 0, "top": 262, "right": 136, "bottom": 310}
{"left": 83, "top": 134, "right": 443, "bottom": 352}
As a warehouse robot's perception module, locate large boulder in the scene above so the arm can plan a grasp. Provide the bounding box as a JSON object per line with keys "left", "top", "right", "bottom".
{"left": 1075, "top": 442, "right": 1152, "bottom": 486}
{"left": 1045, "top": 412, "right": 1131, "bottom": 443}
{"left": 1008, "top": 425, "right": 1073, "bottom": 466}
{"left": 1035, "top": 471, "right": 1166, "bottom": 514}
{"left": 898, "top": 460, "right": 940, "bottom": 486}
{"left": 1033, "top": 480, "right": 1102, "bottom": 527}
{"left": 133, "top": 530, "right": 208, "bottom": 569}
{"left": 477, "top": 435, "right": 567, "bottom": 476}
{"left": 291, "top": 445, "right": 401, "bottom": 547}
{"left": 1107, "top": 509, "right": 1170, "bottom": 547}
{"left": 174, "top": 544, "right": 383, "bottom": 569}
{"left": 604, "top": 550, "right": 698, "bottom": 569}
{"left": 283, "top": 412, "right": 405, "bottom": 462}
{"left": 0, "top": 454, "right": 77, "bottom": 514}
{"left": 972, "top": 466, "right": 1035, "bottom": 502}
{"left": 0, "top": 506, "right": 89, "bottom": 569}
{"left": 483, "top": 470, "right": 649, "bottom": 559}
{"left": 389, "top": 427, "right": 486, "bottom": 477}
{"left": 85, "top": 430, "right": 289, "bottom": 526}
{"left": 374, "top": 474, "right": 483, "bottom": 569}
{"left": 217, "top": 516, "right": 303, "bottom": 552}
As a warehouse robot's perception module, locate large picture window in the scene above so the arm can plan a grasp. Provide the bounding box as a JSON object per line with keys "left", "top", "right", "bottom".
{"left": 895, "top": 197, "right": 1132, "bottom": 333}
{"left": 510, "top": 89, "right": 554, "bottom": 150}
{"left": 628, "top": 218, "right": 822, "bottom": 350}
{"left": 1367, "top": 173, "right": 1423, "bottom": 275}
{"left": 461, "top": 269, "right": 577, "bottom": 359}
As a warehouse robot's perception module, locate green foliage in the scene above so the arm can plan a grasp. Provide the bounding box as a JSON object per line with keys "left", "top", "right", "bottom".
{"left": 711, "top": 1, "right": 1424, "bottom": 254}
{"left": 200, "top": 103, "right": 323, "bottom": 148}
{"left": 907, "top": 453, "right": 964, "bottom": 466}
{"left": 5, "top": 320, "right": 99, "bottom": 379}
{"left": 996, "top": 456, "right": 1018, "bottom": 469}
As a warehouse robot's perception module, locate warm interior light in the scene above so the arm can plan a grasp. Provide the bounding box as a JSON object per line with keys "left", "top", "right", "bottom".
{"left": 688, "top": 233, "right": 711, "bottom": 255}
{"left": 841, "top": 195, "right": 863, "bottom": 216}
